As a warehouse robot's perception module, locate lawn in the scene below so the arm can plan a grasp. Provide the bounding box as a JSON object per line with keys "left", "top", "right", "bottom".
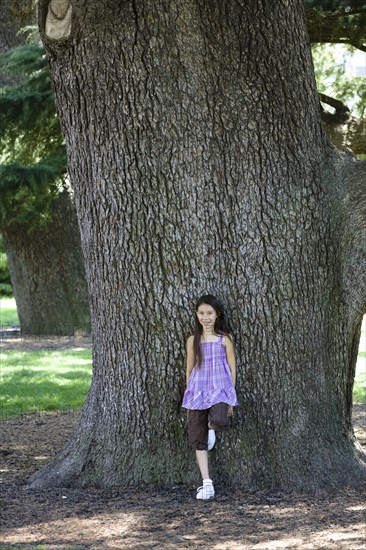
{"left": 0, "top": 348, "right": 92, "bottom": 419}
{"left": 0, "top": 297, "right": 19, "bottom": 326}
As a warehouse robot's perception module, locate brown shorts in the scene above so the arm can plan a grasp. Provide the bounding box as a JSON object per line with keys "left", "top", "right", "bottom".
{"left": 187, "top": 402, "right": 229, "bottom": 451}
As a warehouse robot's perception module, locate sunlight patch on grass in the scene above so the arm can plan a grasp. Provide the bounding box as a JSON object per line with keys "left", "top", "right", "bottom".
{"left": 0, "top": 349, "right": 92, "bottom": 419}
{"left": 353, "top": 370, "right": 366, "bottom": 404}
{"left": 0, "top": 297, "right": 19, "bottom": 326}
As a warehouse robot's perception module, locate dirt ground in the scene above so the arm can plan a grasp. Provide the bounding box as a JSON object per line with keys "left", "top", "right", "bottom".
{"left": 1, "top": 335, "right": 365, "bottom": 550}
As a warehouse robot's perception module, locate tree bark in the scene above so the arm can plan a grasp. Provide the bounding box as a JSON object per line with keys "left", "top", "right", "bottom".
{"left": 30, "top": 0, "right": 366, "bottom": 492}
{"left": 2, "top": 191, "right": 90, "bottom": 335}
{"left": 319, "top": 94, "right": 366, "bottom": 156}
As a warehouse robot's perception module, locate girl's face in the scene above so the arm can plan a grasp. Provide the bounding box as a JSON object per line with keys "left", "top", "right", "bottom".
{"left": 196, "top": 303, "right": 218, "bottom": 331}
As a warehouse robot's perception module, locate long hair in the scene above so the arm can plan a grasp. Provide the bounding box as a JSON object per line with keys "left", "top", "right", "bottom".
{"left": 193, "top": 294, "right": 231, "bottom": 367}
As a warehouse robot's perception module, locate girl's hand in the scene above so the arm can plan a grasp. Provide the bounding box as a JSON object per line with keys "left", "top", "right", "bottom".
{"left": 227, "top": 406, "right": 233, "bottom": 417}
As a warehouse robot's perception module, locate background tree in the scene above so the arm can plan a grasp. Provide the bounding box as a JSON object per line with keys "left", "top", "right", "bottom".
{"left": 29, "top": 0, "right": 366, "bottom": 492}
{"left": 0, "top": 38, "right": 90, "bottom": 335}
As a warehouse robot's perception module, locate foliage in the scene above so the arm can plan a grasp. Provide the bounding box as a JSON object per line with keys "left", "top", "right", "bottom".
{"left": 0, "top": 348, "right": 92, "bottom": 419}
{"left": 312, "top": 43, "right": 366, "bottom": 117}
{"left": 0, "top": 33, "right": 67, "bottom": 228}
{"left": 0, "top": 287, "right": 12, "bottom": 298}
{"left": 305, "top": 0, "right": 366, "bottom": 51}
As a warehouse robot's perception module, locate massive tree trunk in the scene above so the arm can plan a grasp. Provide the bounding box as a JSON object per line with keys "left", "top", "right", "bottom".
{"left": 2, "top": 191, "right": 90, "bottom": 335}
{"left": 30, "top": 0, "right": 366, "bottom": 492}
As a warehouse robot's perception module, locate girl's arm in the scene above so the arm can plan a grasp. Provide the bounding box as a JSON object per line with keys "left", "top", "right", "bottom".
{"left": 186, "top": 335, "right": 195, "bottom": 384}
{"left": 225, "top": 335, "right": 236, "bottom": 387}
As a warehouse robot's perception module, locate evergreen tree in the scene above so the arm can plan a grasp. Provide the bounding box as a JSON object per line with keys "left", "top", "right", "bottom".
{"left": 0, "top": 37, "right": 67, "bottom": 227}
{"left": 0, "top": 32, "right": 90, "bottom": 335}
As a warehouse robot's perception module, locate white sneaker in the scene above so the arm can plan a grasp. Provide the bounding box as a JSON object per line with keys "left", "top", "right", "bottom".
{"left": 196, "top": 481, "right": 215, "bottom": 500}
{"left": 207, "top": 429, "right": 216, "bottom": 451}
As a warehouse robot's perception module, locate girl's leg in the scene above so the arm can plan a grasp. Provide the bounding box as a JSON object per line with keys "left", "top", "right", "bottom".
{"left": 195, "top": 449, "right": 215, "bottom": 499}
{"left": 207, "top": 403, "right": 229, "bottom": 451}
{"left": 195, "top": 449, "right": 210, "bottom": 479}
{"left": 188, "top": 409, "right": 209, "bottom": 452}
{"left": 188, "top": 410, "right": 215, "bottom": 498}
{"left": 208, "top": 402, "right": 229, "bottom": 431}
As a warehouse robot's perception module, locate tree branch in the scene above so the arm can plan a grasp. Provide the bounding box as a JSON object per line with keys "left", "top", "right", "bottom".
{"left": 327, "top": 8, "right": 366, "bottom": 19}
{"left": 312, "top": 37, "right": 366, "bottom": 51}
{"left": 319, "top": 93, "right": 350, "bottom": 115}
{"left": 350, "top": 42, "right": 366, "bottom": 52}
{"left": 306, "top": 6, "right": 366, "bottom": 50}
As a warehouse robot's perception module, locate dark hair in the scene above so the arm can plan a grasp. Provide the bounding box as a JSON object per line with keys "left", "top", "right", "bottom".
{"left": 193, "top": 294, "right": 231, "bottom": 367}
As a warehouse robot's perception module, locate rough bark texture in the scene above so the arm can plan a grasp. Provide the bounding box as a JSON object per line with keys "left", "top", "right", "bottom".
{"left": 2, "top": 191, "right": 90, "bottom": 335}
{"left": 30, "top": 0, "right": 366, "bottom": 492}
{"left": 322, "top": 116, "right": 366, "bottom": 157}
{"left": 319, "top": 94, "right": 366, "bottom": 156}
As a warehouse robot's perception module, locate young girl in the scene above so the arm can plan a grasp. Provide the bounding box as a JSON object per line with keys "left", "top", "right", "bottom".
{"left": 182, "top": 294, "right": 238, "bottom": 500}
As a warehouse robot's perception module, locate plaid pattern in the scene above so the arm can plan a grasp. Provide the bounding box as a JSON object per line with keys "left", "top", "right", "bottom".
{"left": 182, "top": 335, "right": 238, "bottom": 410}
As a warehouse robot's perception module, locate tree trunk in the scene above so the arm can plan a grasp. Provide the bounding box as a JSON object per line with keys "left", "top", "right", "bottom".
{"left": 2, "top": 191, "right": 90, "bottom": 335}
{"left": 322, "top": 114, "right": 366, "bottom": 157}
{"left": 319, "top": 94, "right": 366, "bottom": 156}
{"left": 30, "top": 0, "right": 366, "bottom": 492}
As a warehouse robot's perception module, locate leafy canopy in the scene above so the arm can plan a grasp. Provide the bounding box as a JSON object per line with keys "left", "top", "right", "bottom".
{"left": 0, "top": 32, "right": 66, "bottom": 228}
{"left": 305, "top": 0, "right": 366, "bottom": 51}
{"left": 312, "top": 43, "right": 366, "bottom": 118}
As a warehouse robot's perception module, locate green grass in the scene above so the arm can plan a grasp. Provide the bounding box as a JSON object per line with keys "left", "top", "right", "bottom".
{"left": 0, "top": 297, "right": 19, "bottom": 326}
{"left": 353, "top": 354, "right": 366, "bottom": 404}
{"left": 353, "top": 373, "right": 366, "bottom": 403}
{"left": 0, "top": 348, "right": 92, "bottom": 419}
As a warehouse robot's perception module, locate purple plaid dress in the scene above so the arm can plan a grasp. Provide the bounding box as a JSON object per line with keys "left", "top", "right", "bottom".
{"left": 182, "top": 334, "right": 238, "bottom": 410}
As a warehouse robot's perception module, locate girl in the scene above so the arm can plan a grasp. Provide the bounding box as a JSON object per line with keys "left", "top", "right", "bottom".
{"left": 182, "top": 294, "right": 238, "bottom": 500}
